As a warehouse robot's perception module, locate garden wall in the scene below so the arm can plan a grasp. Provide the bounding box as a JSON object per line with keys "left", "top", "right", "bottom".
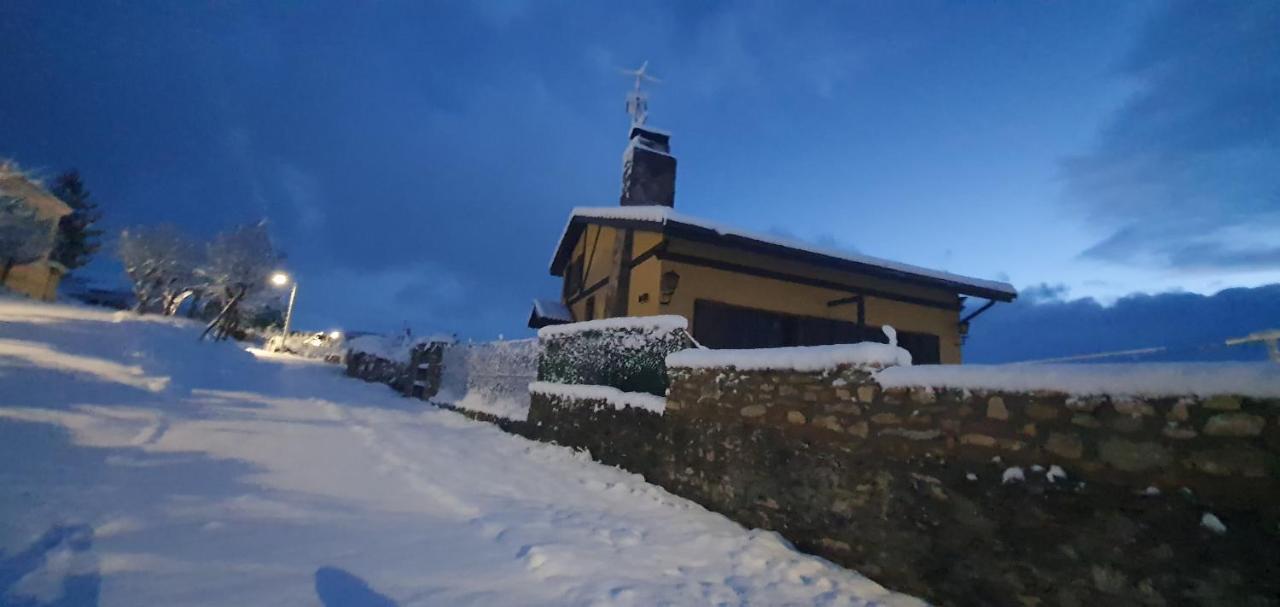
{"left": 528, "top": 344, "right": 1280, "bottom": 607}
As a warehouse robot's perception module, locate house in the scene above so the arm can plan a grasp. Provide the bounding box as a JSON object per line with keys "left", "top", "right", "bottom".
{"left": 0, "top": 165, "right": 73, "bottom": 301}
{"left": 530, "top": 94, "right": 1016, "bottom": 364}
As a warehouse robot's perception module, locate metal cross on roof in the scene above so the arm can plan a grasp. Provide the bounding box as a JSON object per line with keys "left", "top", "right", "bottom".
{"left": 621, "top": 61, "right": 661, "bottom": 126}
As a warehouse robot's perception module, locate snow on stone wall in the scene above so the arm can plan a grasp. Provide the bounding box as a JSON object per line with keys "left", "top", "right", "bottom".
{"left": 877, "top": 361, "right": 1280, "bottom": 399}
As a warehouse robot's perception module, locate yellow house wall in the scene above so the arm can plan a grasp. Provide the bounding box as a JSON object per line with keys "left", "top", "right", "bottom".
{"left": 0, "top": 173, "right": 72, "bottom": 301}
{"left": 558, "top": 227, "right": 964, "bottom": 362}
{"left": 3, "top": 262, "right": 62, "bottom": 301}
{"left": 650, "top": 238, "right": 964, "bottom": 363}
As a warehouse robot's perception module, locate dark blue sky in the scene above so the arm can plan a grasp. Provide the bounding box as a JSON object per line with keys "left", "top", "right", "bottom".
{"left": 1, "top": 1, "right": 1276, "bottom": 342}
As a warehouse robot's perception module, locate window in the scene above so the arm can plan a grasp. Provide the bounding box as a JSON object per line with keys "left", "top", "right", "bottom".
{"left": 691, "top": 298, "right": 941, "bottom": 363}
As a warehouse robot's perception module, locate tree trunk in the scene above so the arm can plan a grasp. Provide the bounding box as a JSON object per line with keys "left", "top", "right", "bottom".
{"left": 200, "top": 286, "right": 246, "bottom": 341}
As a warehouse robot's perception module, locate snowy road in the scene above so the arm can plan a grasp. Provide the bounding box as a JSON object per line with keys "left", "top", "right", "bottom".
{"left": 0, "top": 299, "right": 920, "bottom": 606}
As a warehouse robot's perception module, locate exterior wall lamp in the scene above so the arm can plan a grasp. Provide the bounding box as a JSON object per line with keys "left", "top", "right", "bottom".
{"left": 659, "top": 271, "right": 680, "bottom": 305}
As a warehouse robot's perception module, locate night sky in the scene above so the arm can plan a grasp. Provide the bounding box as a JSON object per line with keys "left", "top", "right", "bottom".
{"left": 2, "top": 1, "right": 1276, "bottom": 352}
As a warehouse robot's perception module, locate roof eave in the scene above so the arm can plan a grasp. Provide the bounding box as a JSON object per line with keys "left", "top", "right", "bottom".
{"left": 549, "top": 212, "right": 1018, "bottom": 302}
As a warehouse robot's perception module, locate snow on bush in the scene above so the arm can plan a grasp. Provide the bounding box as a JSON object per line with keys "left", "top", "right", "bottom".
{"left": 667, "top": 342, "right": 912, "bottom": 371}
{"left": 538, "top": 315, "right": 697, "bottom": 397}
{"left": 436, "top": 338, "right": 539, "bottom": 421}
{"left": 876, "top": 362, "right": 1280, "bottom": 398}
{"left": 529, "top": 381, "right": 666, "bottom": 414}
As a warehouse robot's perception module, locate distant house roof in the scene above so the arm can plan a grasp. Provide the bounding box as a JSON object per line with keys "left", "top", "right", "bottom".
{"left": 0, "top": 166, "right": 73, "bottom": 219}
{"left": 549, "top": 206, "right": 1017, "bottom": 302}
{"left": 527, "top": 298, "right": 573, "bottom": 329}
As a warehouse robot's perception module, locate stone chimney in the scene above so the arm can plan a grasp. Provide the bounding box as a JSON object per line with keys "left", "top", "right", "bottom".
{"left": 620, "top": 125, "right": 676, "bottom": 207}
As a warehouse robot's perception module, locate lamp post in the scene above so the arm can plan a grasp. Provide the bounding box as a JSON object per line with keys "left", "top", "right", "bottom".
{"left": 270, "top": 272, "right": 298, "bottom": 339}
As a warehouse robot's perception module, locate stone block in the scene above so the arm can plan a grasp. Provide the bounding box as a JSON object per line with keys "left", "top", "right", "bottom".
{"left": 846, "top": 421, "right": 869, "bottom": 438}
{"left": 987, "top": 396, "right": 1009, "bottom": 420}
{"left": 1025, "top": 402, "right": 1060, "bottom": 421}
{"left": 1184, "top": 447, "right": 1269, "bottom": 477}
{"left": 1161, "top": 425, "right": 1197, "bottom": 440}
{"left": 997, "top": 438, "right": 1026, "bottom": 451}
{"left": 786, "top": 410, "right": 807, "bottom": 425}
{"left": 1167, "top": 400, "right": 1191, "bottom": 422}
{"left": 1113, "top": 400, "right": 1155, "bottom": 417}
{"left": 1099, "top": 439, "right": 1172, "bottom": 472}
{"left": 856, "top": 385, "right": 877, "bottom": 403}
{"left": 870, "top": 413, "right": 900, "bottom": 425}
{"left": 961, "top": 433, "right": 997, "bottom": 447}
{"left": 1202, "top": 413, "right": 1265, "bottom": 437}
{"left": 880, "top": 428, "right": 942, "bottom": 441}
{"left": 1070, "top": 414, "right": 1101, "bottom": 428}
{"left": 1110, "top": 416, "right": 1145, "bottom": 434}
{"left": 740, "top": 405, "right": 767, "bottom": 418}
{"left": 1204, "top": 395, "right": 1241, "bottom": 411}
{"left": 1045, "top": 432, "right": 1084, "bottom": 460}
{"left": 910, "top": 388, "right": 936, "bottom": 404}
{"left": 813, "top": 415, "right": 843, "bottom": 432}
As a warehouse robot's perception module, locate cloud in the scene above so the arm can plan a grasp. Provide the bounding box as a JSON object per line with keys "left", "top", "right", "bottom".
{"left": 1062, "top": 1, "right": 1280, "bottom": 271}
{"left": 965, "top": 283, "right": 1280, "bottom": 363}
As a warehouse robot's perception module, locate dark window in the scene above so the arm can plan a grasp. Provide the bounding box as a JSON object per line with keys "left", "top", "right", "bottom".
{"left": 584, "top": 296, "right": 596, "bottom": 320}
{"left": 691, "top": 298, "right": 941, "bottom": 363}
{"left": 896, "top": 330, "right": 941, "bottom": 364}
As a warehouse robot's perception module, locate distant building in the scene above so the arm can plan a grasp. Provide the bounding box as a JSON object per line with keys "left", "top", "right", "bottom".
{"left": 529, "top": 85, "right": 1016, "bottom": 364}
{"left": 0, "top": 166, "right": 72, "bottom": 301}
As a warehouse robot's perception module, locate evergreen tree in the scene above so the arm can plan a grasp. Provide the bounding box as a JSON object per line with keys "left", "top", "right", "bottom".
{"left": 50, "top": 170, "right": 102, "bottom": 272}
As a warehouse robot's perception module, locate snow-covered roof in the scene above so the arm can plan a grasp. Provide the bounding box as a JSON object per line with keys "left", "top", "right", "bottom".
{"left": 876, "top": 362, "right": 1280, "bottom": 398}
{"left": 549, "top": 206, "right": 1016, "bottom": 301}
{"left": 531, "top": 298, "right": 572, "bottom": 322}
{"left": 667, "top": 342, "right": 912, "bottom": 371}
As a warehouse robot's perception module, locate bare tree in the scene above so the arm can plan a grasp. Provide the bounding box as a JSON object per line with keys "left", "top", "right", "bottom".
{"left": 117, "top": 225, "right": 202, "bottom": 314}
{"left": 200, "top": 222, "right": 278, "bottom": 340}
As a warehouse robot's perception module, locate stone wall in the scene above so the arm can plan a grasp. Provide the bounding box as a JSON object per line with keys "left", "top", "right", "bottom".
{"left": 525, "top": 363, "right": 1280, "bottom": 606}
{"left": 344, "top": 351, "right": 408, "bottom": 390}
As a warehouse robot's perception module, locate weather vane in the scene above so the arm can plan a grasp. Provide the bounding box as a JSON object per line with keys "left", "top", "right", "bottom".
{"left": 621, "top": 60, "right": 660, "bottom": 126}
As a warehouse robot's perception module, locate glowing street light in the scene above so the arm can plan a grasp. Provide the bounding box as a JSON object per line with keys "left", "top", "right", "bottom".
{"left": 270, "top": 271, "right": 298, "bottom": 339}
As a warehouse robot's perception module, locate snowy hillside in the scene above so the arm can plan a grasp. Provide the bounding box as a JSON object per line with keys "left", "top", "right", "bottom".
{"left": 0, "top": 298, "right": 919, "bottom": 607}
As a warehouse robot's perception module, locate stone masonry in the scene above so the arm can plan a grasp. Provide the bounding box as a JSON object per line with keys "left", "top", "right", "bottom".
{"left": 523, "top": 362, "right": 1280, "bottom": 607}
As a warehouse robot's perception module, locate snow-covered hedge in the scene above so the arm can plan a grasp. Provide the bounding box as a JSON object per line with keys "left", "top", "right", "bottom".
{"left": 537, "top": 315, "right": 698, "bottom": 397}
{"left": 436, "top": 338, "right": 539, "bottom": 420}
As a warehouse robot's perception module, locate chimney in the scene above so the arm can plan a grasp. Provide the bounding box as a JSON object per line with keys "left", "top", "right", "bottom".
{"left": 620, "top": 125, "right": 676, "bottom": 207}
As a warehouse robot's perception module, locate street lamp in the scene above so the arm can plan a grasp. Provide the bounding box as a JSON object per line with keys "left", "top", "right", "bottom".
{"left": 270, "top": 271, "right": 298, "bottom": 339}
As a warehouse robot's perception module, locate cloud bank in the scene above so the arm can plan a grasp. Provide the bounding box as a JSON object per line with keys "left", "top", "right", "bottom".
{"left": 965, "top": 283, "right": 1280, "bottom": 363}
{"left": 1062, "top": 1, "right": 1280, "bottom": 272}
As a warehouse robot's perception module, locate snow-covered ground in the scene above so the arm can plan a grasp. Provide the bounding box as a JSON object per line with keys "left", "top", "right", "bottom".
{"left": 0, "top": 298, "right": 919, "bottom": 607}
